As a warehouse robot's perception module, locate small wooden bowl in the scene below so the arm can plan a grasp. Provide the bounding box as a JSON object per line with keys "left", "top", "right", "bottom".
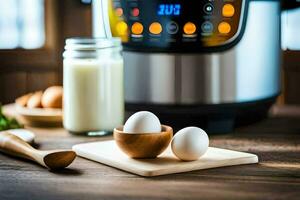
{"left": 113, "top": 125, "right": 173, "bottom": 158}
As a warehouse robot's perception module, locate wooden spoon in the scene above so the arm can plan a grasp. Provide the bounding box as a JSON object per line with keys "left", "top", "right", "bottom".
{"left": 0, "top": 132, "right": 76, "bottom": 170}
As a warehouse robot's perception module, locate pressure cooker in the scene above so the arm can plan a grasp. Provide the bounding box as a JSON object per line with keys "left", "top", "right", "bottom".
{"left": 92, "top": 0, "right": 300, "bottom": 133}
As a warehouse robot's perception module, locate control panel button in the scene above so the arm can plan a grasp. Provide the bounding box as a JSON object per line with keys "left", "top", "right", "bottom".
{"left": 183, "top": 22, "right": 196, "bottom": 35}
{"left": 116, "top": 21, "right": 128, "bottom": 36}
{"left": 149, "top": 22, "right": 162, "bottom": 35}
{"left": 131, "top": 8, "right": 140, "bottom": 17}
{"left": 203, "top": 3, "right": 213, "bottom": 14}
{"left": 201, "top": 21, "right": 213, "bottom": 33}
{"left": 218, "top": 22, "right": 231, "bottom": 34}
{"left": 131, "top": 22, "right": 143, "bottom": 35}
{"left": 115, "top": 8, "right": 123, "bottom": 17}
{"left": 222, "top": 4, "right": 235, "bottom": 17}
{"left": 166, "top": 21, "right": 179, "bottom": 34}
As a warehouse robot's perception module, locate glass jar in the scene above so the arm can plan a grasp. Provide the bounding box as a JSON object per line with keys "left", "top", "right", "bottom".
{"left": 63, "top": 37, "right": 124, "bottom": 136}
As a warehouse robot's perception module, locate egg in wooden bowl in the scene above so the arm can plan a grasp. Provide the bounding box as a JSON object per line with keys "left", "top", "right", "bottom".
{"left": 113, "top": 111, "right": 173, "bottom": 158}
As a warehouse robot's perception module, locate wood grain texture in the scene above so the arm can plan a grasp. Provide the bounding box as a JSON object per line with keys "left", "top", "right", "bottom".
{"left": 73, "top": 140, "right": 258, "bottom": 177}
{"left": 0, "top": 114, "right": 300, "bottom": 199}
{"left": 113, "top": 125, "right": 173, "bottom": 158}
{"left": 26, "top": 72, "right": 59, "bottom": 93}
{"left": 0, "top": 72, "right": 27, "bottom": 104}
{"left": 283, "top": 50, "right": 300, "bottom": 104}
{"left": 0, "top": 71, "right": 59, "bottom": 104}
{"left": 0, "top": 132, "right": 76, "bottom": 170}
{"left": 3, "top": 104, "right": 62, "bottom": 127}
{"left": 15, "top": 104, "right": 62, "bottom": 124}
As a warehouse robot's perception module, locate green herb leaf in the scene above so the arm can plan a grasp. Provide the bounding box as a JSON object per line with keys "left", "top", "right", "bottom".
{"left": 0, "top": 104, "right": 23, "bottom": 131}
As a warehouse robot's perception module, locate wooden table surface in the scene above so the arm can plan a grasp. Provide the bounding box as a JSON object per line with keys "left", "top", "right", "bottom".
{"left": 1, "top": 107, "right": 300, "bottom": 200}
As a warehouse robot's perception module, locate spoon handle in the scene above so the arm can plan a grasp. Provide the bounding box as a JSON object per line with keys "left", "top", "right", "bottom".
{"left": 0, "top": 132, "right": 37, "bottom": 161}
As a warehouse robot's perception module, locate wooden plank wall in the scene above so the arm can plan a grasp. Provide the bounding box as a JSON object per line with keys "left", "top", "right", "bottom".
{"left": 0, "top": 71, "right": 60, "bottom": 104}
{"left": 283, "top": 51, "right": 300, "bottom": 105}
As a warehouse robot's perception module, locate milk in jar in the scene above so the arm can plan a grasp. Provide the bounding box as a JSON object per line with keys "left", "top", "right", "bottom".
{"left": 63, "top": 38, "right": 124, "bottom": 135}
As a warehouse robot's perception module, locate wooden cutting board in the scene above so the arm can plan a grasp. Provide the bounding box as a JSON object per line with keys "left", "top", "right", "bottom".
{"left": 73, "top": 140, "right": 258, "bottom": 177}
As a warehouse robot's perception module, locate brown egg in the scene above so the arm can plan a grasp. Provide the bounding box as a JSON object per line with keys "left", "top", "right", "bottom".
{"left": 41, "top": 86, "right": 63, "bottom": 108}
{"left": 27, "top": 91, "right": 43, "bottom": 108}
{"left": 15, "top": 93, "right": 33, "bottom": 107}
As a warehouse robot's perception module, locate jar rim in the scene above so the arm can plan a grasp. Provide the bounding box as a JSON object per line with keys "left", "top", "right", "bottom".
{"left": 65, "top": 37, "right": 121, "bottom": 50}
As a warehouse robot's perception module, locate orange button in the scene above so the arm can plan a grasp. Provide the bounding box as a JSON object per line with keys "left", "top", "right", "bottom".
{"left": 116, "top": 21, "right": 128, "bottom": 36}
{"left": 218, "top": 22, "right": 231, "bottom": 34}
{"left": 183, "top": 22, "right": 196, "bottom": 35}
{"left": 222, "top": 4, "right": 235, "bottom": 17}
{"left": 131, "top": 22, "right": 143, "bottom": 35}
{"left": 115, "top": 8, "right": 123, "bottom": 17}
{"left": 149, "top": 22, "right": 162, "bottom": 35}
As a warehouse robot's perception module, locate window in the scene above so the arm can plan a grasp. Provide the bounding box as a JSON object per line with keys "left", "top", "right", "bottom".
{"left": 0, "top": 0, "right": 45, "bottom": 49}
{"left": 282, "top": 8, "right": 300, "bottom": 50}
{"left": 0, "top": 0, "right": 92, "bottom": 104}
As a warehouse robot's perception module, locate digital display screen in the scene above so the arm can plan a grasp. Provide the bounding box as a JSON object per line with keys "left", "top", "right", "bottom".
{"left": 157, "top": 4, "right": 181, "bottom": 16}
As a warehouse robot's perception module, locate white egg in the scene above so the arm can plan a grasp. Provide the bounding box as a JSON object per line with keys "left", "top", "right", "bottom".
{"left": 171, "top": 127, "right": 209, "bottom": 161}
{"left": 123, "top": 111, "right": 161, "bottom": 133}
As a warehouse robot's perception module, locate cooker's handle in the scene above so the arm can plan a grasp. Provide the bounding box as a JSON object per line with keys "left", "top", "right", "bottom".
{"left": 92, "top": 0, "right": 112, "bottom": 38}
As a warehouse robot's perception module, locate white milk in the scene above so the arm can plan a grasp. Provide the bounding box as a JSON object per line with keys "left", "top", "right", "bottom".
{"left": 63, "top": 58, "right": 124, "bottom": 133}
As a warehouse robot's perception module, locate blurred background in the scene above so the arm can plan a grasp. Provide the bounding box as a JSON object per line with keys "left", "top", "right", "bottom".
{"left": 0, "top": 0, "right": 299, "bottom": 106}
{"left": 0, "top": 0, "right": 92, "bottom": 104}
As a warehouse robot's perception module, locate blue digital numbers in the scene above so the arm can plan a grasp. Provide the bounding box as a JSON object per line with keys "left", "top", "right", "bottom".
{"left": 157, "top": 4, "right": 181, "bottom": 16}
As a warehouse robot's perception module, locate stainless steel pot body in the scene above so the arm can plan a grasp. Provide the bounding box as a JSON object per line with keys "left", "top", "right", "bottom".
{"left": 93, "top": 0, "right": 281, "bottom": 105}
